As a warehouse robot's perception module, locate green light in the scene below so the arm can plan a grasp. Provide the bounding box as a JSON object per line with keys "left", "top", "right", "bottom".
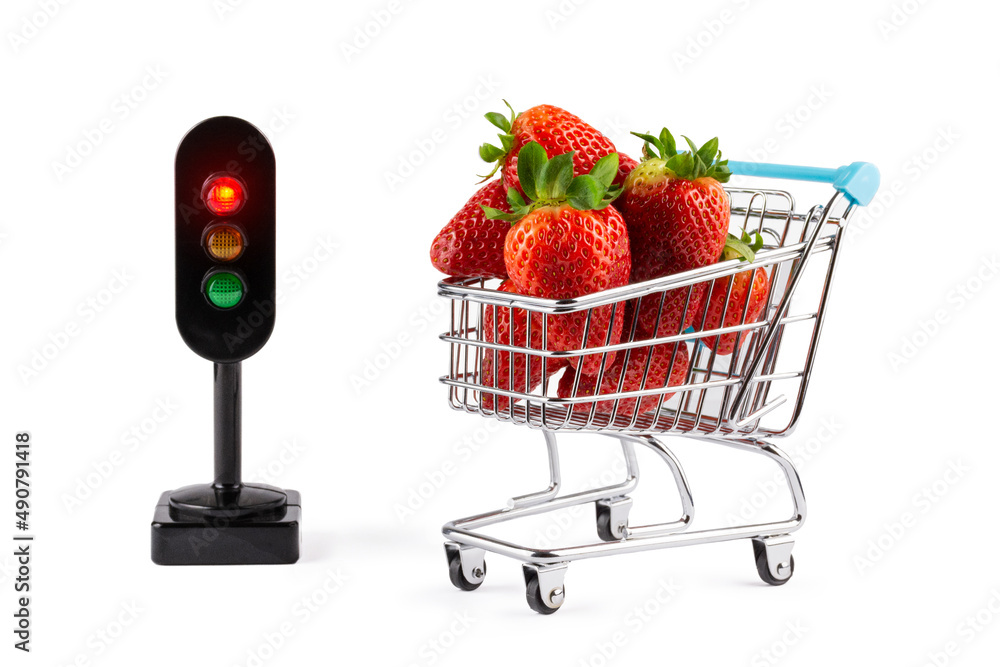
{"left": 205, "top": 272, "right": 244, "bottom": 309}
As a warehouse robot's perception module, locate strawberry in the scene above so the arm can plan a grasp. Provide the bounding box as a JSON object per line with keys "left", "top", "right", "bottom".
{"left": 562, "top": 203, "right": 631, "bottom": 371}
{"left": 620, "top": 128, "right": 732, "bottom": 338}
{"left": 698, "top": 232, "right": 771, "bottom": 356}
{"left": 622, "top": 128, "right": 732, "bottom": 278}
{"left": 483, "top": 142, "right": 630, "bottom": 376}
{"left": 557, "top": 342, "right": 690, "bottom": 416}
{"left": 480, "top": 280, "right": 567, "bottom": 411}
{"left": 603, "top": 205, "right": 632, "bottom": 287}
{"left": 479, "top": 102, "right": 637, "bottom": 194}
{"left": 429, "top": 179, "right": 510, "bottom": 279}
{"left": 635, "top": 284, "right": 706, "bottom": 340}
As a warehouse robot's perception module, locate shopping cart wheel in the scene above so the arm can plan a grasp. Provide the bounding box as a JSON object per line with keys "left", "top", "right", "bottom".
{"left": 523, "top": 563, "right": 567, "bottom": 615}
{"left": 595, "top": 497, "right": 632, "bottom": 541}
{"left": 752, "top": 537, "right": 795, "bottom": 586}
{"left": 445, "top": 542, "right": 486, "bottom": 591}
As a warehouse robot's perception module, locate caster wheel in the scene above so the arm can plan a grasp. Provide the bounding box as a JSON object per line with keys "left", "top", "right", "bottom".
{"left": 523, "top": 565, "right": 565, "bottom": 615}
{"left": 595, "top": 505, "right": 619, "bottom": 541}
{"left": 753, "top": 539, "right": 794, "bottom": 586}
{"left": 595, "top": 497, "right": 631, "bottom": 541}
{"left": 445, "top": 544, "right": 485, "bottom": 591}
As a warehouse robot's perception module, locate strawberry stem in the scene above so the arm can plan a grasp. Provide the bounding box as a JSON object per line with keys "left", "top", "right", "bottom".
{"left": 477, "top": 100, "right": 518, "bottom": 182}
{"left": 630, "top": 127, "right": 731, "bottom": 183}
{"left": 721, "top": 230, "right": 765, "bottom": 262}
{"left": 482, "top": 141, "right": 621, "bottom": 223}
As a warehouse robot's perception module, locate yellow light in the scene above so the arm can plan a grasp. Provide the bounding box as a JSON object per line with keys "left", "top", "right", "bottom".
{"left": 205, "top": 225, "right": 244, "bottom": 262}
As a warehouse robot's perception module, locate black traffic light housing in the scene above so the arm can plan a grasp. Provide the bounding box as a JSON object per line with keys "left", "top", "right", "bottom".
{"left": 174, "top": 116, "right": 275, "bottom": 362}
{"left": 151, "top": 116, "right": 300, "bottom": 566}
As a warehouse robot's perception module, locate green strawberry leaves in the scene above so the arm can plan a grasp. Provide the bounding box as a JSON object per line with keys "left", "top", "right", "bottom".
{"left": 537, "top": 152, "right": 574, "bottom": 199}
{"left": 479, "top": 143, "right": 505, "bottom": 163}
{"left": 666, "top": 152, "right": 695, "bottom": 178}
{"left": 696, "top": 136, "right": 719, "bottom": 167}
{"left": 477, "top": 100, "right": 519, "bottom": 181}
{"left": 566, "top": 176, "right": 602, "bottom": 210}
{"left": 484, "top": 110, "right": 513, "bottom": 133}
{"left": 631, "top": 127, "right": 731, "bottom": 183}
{"left": 589, "top": 151, "right": 619, "bottom": 187}
{"left": 634, "top": 127, "right": 676, "bottom": 158}
{"left": 516, "top": 140, "right": 546, "bottom": 201}
{"left": 721, "top": 230, "right": 766, "bottom": 263}
{"left": 567, "top": 153, "right": 621, "bottom": 209}
{"left": 482, "top": 142, "right": 621, "bottom": 223}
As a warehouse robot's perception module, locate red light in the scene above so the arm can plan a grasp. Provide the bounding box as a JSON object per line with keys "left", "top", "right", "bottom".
{"left": 202, "top": 175, "right": 246, "bottom": 216}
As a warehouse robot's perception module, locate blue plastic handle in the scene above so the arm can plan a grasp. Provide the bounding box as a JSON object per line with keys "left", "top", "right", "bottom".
{"left": 727, "top": 160, "right": 880, "bottom": 207}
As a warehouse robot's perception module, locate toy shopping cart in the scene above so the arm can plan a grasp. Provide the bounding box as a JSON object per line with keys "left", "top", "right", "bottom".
{"left": 437, "top": 160, "right": 879, "bottom": 613}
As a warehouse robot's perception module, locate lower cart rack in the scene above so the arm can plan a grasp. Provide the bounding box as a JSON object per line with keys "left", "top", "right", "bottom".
{"left": 437, "top": 160, "right": 878, "bottom": 613}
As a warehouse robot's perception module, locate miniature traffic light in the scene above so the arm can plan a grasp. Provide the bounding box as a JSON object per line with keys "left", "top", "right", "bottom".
{"left": 151, "top": 116, "right": 300, "bottom": 565}
{"left": 174, "top": 117, "right": 276, "bottom": 362}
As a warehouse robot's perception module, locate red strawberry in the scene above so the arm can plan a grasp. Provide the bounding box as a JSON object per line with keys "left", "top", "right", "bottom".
{"left": 622, "top": 129, "right": 731, "bottom": 279}
{"left": 621, "top": 129, "right": 732, "bottom": 337}
{"left": 617, "top": 153, "right": 639, "bottom": 186}
{"left": 698, "top": 234, "right": 771, "bottom": 355}
{"left": 486, "top": 143, "right": 630, "bottom": 376}
{"left": 558, "top": 342, "right": 690, "bottom": 416}
{"left": 545, "top": 203, "right": 631, "bottom": 375}
{"left": 480, "top": 280, "right": 567, "bottom": 411}
{"left": 479, "top": 102, "right": 636, "bottom": 193}
{"left": 429, "top": 179, "right": 510, "bottom": 279}
{"left": 603, "top": 205, "right": 632, "bottom": 287}
{"left": 635, "top": 284, "right": 706, "bottom": 339}
{"left": 551, "top": 299, "right": 626, "bottom": 377}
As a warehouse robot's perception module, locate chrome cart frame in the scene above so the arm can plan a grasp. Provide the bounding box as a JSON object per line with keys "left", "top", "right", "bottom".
{"left": 438, "top": 161, "right": 879, "bottom": 613}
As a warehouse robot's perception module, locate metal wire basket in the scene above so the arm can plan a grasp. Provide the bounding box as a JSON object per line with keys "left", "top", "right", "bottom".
{"left": 437, "top": 160, "right": 879, "bottom": 613}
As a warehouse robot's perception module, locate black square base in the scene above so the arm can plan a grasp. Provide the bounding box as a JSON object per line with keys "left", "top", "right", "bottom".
{"left": 151, "top": 490, "right": 301, "bottom": 565}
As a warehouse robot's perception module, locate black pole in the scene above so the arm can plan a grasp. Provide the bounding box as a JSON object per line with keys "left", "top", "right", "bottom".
{"left": 213, "top": 362, "right": 241, "bottom": 488}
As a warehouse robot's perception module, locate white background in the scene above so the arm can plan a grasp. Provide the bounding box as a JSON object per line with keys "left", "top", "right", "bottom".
{"left": 1, "top": 0, "right": 998, "bottom": 665}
